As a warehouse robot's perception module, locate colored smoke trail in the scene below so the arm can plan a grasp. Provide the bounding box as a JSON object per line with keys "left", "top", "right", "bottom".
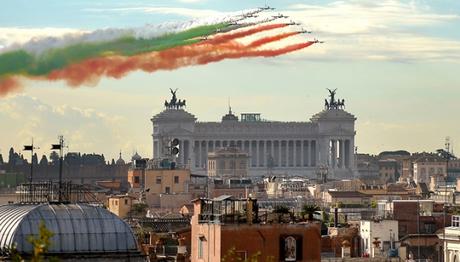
{"left": 246, "top": 31, "right": 300, "bottom": 49}
{"left": 0, "top": 32, "right": 314, "bottom": 94}
{"left": 45, "top": 38, "right": 313, "bottom": 87}
{"left": 195, "top": 42, "right": 314, "bottom": 66}
{"left": 206, "top": 23, "right": 288, "bottom": 44}
{"left": 0, "top": 77, "right": 22, "bottom": 97}
{"left": 0, "top": 18, "right": 318, "bottom": 96}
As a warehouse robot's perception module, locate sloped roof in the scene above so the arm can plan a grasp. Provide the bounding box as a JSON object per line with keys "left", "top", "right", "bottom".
{"left": 327, "top": 191, "right": 368, "bottom": 198}
{"left": 0, "top": 203, "right": 138, "bottom": 254}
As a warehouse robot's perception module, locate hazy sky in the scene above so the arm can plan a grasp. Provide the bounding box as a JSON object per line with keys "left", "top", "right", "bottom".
{"left": 1, "top": 0, "right": 459, "bottom": 161}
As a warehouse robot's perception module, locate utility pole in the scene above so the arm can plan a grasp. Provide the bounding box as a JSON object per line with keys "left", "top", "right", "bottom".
{"left": 23, "top": 138, "right": 39, "bottom": 202}
{"left": 51, "top": 136, "right": 64, "bottom": 202}
{"left": 443, "top": 137, "right": 450, "bottom": 262}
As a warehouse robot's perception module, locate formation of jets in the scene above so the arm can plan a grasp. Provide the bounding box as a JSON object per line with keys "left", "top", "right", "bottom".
{"left": 208, "top": 4, "right": 325, "bottom": 44}
{"left": 311, "top": 38, "right": 325, "bottom": 44}
{"left": 272, "top": 13, "right": 289, "bottom": 19}
{"left": 287, "top": 20, "right": 301, "bottom": 26}
{"left": 299, "top": 28, "right": 312, "bottom": 34}
{"left": 244, "top": 13, "right": 259, "bottom": 18}
{"left": 259, "top": 4, "right": 275, "bottom": 11}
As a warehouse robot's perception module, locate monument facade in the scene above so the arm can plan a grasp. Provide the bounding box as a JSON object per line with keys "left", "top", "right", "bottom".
{"left": 151, "top": 89, "right": 356, "bottom": 177}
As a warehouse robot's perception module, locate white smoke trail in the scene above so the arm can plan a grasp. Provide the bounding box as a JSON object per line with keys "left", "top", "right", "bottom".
{"left": 0, "top": 9, "right": 262, "bottom": 56}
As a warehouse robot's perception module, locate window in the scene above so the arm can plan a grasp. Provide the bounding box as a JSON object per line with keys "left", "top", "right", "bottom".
{"left": 156, "top": 176, "right": 162, "bottom": 184}
{"left": 219, "top": 160, "right": 226, "bottom": 170}
{"left": 124, "top": 199, "right": 128, "bottom": 205}
{"left": 399, "top": 225, "right": 407, "bottom": 234}
{"left": 174, "top": 176, "right": 179, "bottom": 184}
{"left": 115, "top": 200, "right": 118, "bottom": 206}
{"left": 165, "top": 187, "right": 170, "bottom": 194}
{"left": 198, "top": 237, "right": 204, "bottom": 258}
{"left": 134, "top": 176, "right": 140, "bottom": 184}
{"left": 452, "top": 216, "right": 460, "bottom": 227}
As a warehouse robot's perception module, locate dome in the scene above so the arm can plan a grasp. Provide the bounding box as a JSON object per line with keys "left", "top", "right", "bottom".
{"left": 132, "top": 151, "right": 142, "bottom": 161}
{"left": 0, "top": 203, "right": 138, "bottom": 254}
{"left": 116, "top": 152, "right": 125, "bottom": 165}
{"left": 151, "top": 108, "right": 196, "bottom": 123}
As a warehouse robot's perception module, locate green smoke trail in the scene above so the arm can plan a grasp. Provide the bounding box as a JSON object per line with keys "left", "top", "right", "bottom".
{"left": 0, "top": 23, "right": 229, "bottom": 78}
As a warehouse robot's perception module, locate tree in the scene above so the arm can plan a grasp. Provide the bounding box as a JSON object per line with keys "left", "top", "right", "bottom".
{"left": 27, "top": 221, "right": 54, "bottom": 262}
{"left": 39, "top": 155, "right": 48, "bottom": 166}
{"left": 8, "top": 147, "right": 14, "bottom": 164}
{"left": 301, "top": 204, "right": 321, "bottom": 221}
{"left": 10, "top": 221, "right": 55, "bottom": 262}
{"left": 273, "top": 205, "right": 290, "bottom": 223}
{"left": 130, "top": 203, "right": 148, "bottom": 217}
{"left": 370, "top": 200, "right": 377, "bottom": 209}
{"left": 32, "top": 153, "right": 38, "bottom": 165}
{"left": 49, "top": 151, "right": 59, "bottom": 165}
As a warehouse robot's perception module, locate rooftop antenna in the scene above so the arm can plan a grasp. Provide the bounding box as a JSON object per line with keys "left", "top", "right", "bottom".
{"left": 228, "top": 97, "right": 232, "bottom": 114}
{"left": 51, "top": 135, "right": 65, "bottom": 202}
{"left": 23, "top": 138, "right": 39, "bottom": 202}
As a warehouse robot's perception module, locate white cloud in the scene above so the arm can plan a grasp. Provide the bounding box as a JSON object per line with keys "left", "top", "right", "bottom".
{"left": 0, "top": 95, "right": 148, "bottom": 161}
{"left": 85, "top": 6, "right": 222, "bottom": 18}
{"left": 0, "top": 27, "right": 83, "bottom": 53}
{"left": 278, "top": 0, "right": 460, "bottom": 62}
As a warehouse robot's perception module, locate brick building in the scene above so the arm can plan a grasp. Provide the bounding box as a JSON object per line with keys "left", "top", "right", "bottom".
{"left": 190, "top": 196, "right": 321, "bottom": 261}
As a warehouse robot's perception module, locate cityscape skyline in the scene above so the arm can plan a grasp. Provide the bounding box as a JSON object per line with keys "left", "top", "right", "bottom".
{"left": 1, "top": 0, "right": 459, "bottom": 160}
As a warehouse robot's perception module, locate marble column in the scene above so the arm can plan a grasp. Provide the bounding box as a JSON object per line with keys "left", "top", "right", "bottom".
{"left": 310, "top": 140, "right": 316, "bottom": 167}
{"left": 204, "top": 141, "right": 208, "bottom": 169}
{"left": 249, "top": 141, "right": 254, "bottom": 167}
{"left": 197, "top": 141, "right": 202, "bottom": 168}
{"left": 292, "top": 140, "right": 296, "bottom": 167}
{"left": 340, "top": 140, "right": 345, "bottom": 169}
{"left": 270, "top": 140, "right": 275, "bottom": 166}
{"left": 263, "top": 140, "right": 267, "bottom": 167}
{"left": 256, "top": 140, "right": 260, "bottom": 167}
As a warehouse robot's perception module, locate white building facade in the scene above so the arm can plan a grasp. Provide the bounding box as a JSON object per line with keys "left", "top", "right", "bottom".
{"left": 438, "top": 215, "right": 460, "bottom": 262}
{"left": 360, "top": 220, "right": 399, "bottom": 257}
{"left": 151, "top": 90, "right": 357, "bottom": 177}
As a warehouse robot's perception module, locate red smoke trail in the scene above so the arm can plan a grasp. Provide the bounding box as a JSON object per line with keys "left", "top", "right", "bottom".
{"left": 47, "top": 40, "right": 313, "bottom": 87}
{"left": 205, "top": 23, "right": 288, "bottom": 44}
{"left": 0, "top": 77, "right": 23, "bottom": 97}
{"left": 246, "top": 31, "right": 300, "bottom": 49}
{"left": 195, "top": 42, "right": 314, "bottom": 66}
{"left": 47, "top": 42, "right": 245, "bottom": 86}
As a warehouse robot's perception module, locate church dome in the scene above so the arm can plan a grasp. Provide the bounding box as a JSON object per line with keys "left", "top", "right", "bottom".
{"left": 132, "top": 152, "right": 142, "bottom": 161}
{"left": 116, "top": 152, "right": 125, "bottom": 165}
{"left": 0, "top": 203, "right": 138, "bottom": 254}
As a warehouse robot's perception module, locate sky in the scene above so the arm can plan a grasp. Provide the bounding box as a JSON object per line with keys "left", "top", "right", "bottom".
{"left": 1, "top": 0, "right": 459, "bottom": 161}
